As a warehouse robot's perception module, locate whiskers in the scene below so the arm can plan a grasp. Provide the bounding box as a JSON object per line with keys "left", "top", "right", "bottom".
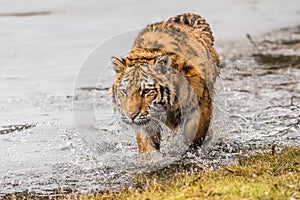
{"left": 117, "top": 111, "right": 177, "bottom": 150}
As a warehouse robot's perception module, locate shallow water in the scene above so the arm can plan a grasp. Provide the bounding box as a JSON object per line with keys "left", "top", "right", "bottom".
{"left": 0, "top": 0, "right": 300, "bottom": 196}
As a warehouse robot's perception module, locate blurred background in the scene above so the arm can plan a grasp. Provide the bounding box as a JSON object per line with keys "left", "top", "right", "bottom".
{"left": 1, "top": 0, "right": 299, "bottom": 98}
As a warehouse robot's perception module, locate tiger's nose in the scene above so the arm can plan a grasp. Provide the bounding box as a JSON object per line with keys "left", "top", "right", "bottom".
{"left": 128, "top": 112, "right": 139, "bottom": 120}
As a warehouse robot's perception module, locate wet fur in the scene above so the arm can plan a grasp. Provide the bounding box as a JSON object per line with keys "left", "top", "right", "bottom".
{"left": 111, "top": 13, "right": 220, "bottom": 154}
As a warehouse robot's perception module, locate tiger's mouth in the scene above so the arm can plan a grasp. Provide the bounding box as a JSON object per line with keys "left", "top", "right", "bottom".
{"left": 121, "top": 116, "right": 151, "bottom": 126}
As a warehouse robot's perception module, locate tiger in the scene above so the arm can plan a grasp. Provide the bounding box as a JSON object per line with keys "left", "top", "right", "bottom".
{"left": 110, "top": 13, "right": 220, "bottom": 154}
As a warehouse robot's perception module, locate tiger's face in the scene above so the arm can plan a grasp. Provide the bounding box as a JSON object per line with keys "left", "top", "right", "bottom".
{"left": 111, "top": 55, "right": 174, "bottom": 128}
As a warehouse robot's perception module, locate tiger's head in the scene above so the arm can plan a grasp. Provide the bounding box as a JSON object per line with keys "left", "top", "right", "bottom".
{"left": 110, "top": 51, "right": 176, "bottom": 129}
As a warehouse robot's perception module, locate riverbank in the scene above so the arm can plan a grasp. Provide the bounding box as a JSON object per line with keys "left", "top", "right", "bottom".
{"left": 94, "top": 147, "right": 300, "bottom": 200}
{"left": 5, "top": 147, "right": 299, "bottom": 199}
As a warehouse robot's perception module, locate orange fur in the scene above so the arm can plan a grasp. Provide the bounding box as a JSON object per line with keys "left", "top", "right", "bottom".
{"left": 111, "top": 13, "right": 220, "bottom": 154}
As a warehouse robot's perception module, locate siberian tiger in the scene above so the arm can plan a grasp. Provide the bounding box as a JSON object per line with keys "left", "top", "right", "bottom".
{"left": 110, "top": 13, "right": 220, "bottom": 154}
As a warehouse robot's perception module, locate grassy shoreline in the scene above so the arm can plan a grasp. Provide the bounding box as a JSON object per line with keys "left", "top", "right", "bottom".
{"left": 70, "top": 147, "right": 299, "bottom": 200}
{"left": 4, "top": 147, "right": 300, "bottom": 199}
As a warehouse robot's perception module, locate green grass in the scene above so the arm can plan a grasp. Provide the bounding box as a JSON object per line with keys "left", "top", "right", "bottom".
{"left": 5, "top": 147, "right": 300, "bottom": 200}
{"left": 96, "top": 147, "right": 300, "bottom": 200}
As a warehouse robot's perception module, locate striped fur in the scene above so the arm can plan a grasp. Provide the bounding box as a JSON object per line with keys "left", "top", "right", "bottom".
{"left": 111, "top": 13, "right": 220, "bottom": 154}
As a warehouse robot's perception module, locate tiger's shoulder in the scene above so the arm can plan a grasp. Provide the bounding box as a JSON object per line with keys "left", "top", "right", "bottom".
{"left": 127, "top": 13, "right": 219, "bottom": 92}
{"left": 133, "top": 13, "right": 220, "bottom": 67}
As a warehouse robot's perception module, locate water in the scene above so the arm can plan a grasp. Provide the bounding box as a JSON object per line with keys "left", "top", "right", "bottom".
{"left": 0, "top": 0, "right": 300, "bottom": 196}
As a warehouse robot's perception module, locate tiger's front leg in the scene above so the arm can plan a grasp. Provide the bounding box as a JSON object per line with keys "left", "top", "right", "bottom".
{"left": 135, "top": 128, "right": 161, "bottom": 154}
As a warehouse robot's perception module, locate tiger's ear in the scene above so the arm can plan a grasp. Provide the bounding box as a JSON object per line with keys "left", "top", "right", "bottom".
{"left": 111, "top": 56, "right": 126, "bottom": 73}
{"left": 155, "top": 55, "right": 172, "bottom": 74}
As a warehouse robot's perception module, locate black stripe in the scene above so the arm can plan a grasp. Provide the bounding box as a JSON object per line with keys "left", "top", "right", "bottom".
{"left": 183, "top": 17, "right": 189, "bottom": 26}
{"left": 165, "top": 87, "right": 171, "bottom": 105}
{"left": 159, "top": 86, "right": 164, "bottom": 102}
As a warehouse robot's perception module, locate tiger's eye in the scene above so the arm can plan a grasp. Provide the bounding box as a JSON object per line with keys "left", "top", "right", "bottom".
{"left": 143, "top": 89, "right": 150, "bottom": 94}
{"left": 141, "top": 89, "right": 153, "bottom": 96}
